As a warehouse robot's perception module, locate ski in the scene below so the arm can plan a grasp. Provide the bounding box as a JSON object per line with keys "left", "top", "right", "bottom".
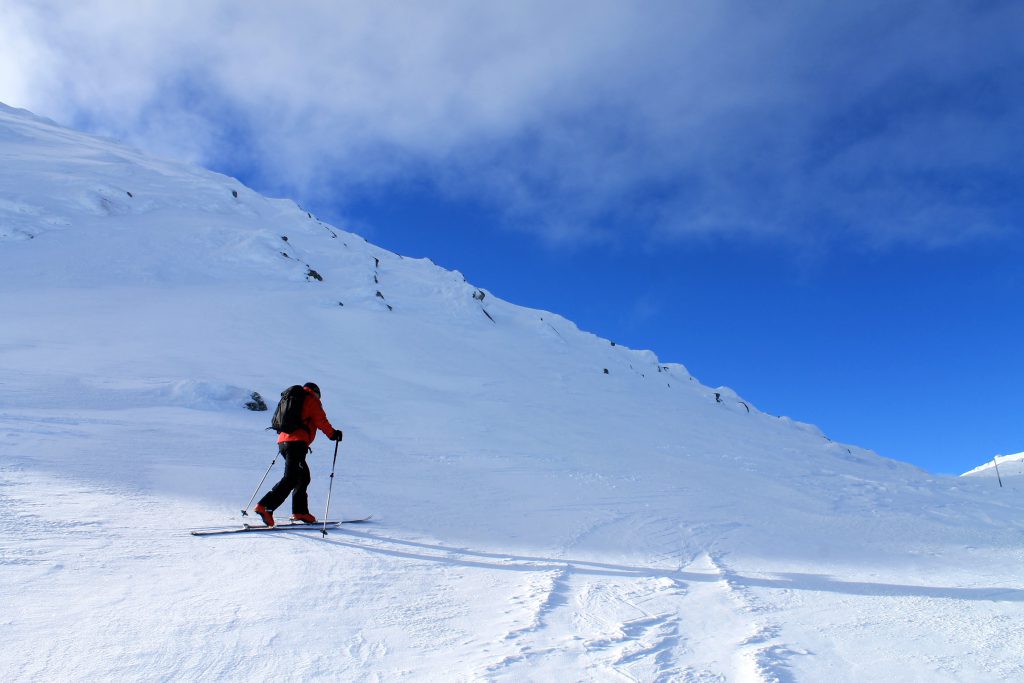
{"left": 190, "top": 516, "right": 372, "bottom": 536}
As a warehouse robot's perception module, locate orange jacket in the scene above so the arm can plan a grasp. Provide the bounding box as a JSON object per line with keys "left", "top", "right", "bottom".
{"left": 277, "top": 387, "right": 338, "bottom": 445}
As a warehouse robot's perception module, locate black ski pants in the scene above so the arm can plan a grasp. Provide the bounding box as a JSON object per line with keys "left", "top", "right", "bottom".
{"left": 258, "top": 441, "right": 312, "bottom": 514}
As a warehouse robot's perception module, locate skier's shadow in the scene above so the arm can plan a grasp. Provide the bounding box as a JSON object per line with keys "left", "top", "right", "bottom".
{"left": 302, "top": 526, "right": 1024, "bottom": 603}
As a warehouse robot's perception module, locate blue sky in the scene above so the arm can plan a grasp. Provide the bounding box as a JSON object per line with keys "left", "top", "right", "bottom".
{"left": 2, "top": 0, "right": 1021, "bottom": 473}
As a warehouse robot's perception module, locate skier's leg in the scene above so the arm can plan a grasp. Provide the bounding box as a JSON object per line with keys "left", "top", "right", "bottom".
{"left": 258, "top": 443, "right": 302, "bottom": 510}
{"left": 292, "top": 458, "right": 312, "bottom": 515}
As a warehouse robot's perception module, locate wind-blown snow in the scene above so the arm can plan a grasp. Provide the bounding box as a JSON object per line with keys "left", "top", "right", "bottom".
{"left": 2, "top": 101, "right": 1023, "bottom": 682}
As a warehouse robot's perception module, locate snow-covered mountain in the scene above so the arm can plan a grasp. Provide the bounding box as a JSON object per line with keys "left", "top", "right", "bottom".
{"left": 963, "top": 452, "right": 1024, "bottom": 483}
{"left": 2, "top": 102, "right": 1022, "bottom": 682}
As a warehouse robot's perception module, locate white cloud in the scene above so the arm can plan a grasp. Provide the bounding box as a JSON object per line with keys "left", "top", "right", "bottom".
{"left": 2, "top": 0, "right": 1021, "bottom": 249}
{"left": 0, "top": 3, "right": 56, "bottom": 105}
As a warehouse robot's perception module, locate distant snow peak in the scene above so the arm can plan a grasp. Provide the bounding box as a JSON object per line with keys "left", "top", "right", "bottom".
{"left": 962, "top": 451, "right": 1024, "bottom": 478}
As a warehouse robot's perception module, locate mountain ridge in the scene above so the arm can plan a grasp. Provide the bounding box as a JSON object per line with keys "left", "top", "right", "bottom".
{"left": 2, "top": 103, "right": 1022, "bottom": 681}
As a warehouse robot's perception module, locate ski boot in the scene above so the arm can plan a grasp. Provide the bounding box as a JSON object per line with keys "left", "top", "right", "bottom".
{"left": 254, "top": 503, "right": 275, "bottom": 528}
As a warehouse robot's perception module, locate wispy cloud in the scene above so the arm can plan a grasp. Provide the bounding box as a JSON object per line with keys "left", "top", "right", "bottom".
{"left": 2, "top": 0, "right": 1021, "bottom": 249}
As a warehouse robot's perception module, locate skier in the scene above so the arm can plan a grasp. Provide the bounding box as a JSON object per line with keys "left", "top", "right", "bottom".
{"left": 254, "top": 382, "right": 343, "bottom": 527}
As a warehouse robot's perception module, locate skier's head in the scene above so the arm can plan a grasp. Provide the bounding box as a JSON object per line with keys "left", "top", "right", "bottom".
{"left": 303, "top": 382, "right": 321, "bottom": 398}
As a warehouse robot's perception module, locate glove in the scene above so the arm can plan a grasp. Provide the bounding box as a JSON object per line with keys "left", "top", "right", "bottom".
{"left": 331, "top": 429, "right": 344, "bottom": 442}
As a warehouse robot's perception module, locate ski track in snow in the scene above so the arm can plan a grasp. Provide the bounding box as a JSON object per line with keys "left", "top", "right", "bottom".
{"left": 318, "top": 518, "right": 793, "bottom": 682}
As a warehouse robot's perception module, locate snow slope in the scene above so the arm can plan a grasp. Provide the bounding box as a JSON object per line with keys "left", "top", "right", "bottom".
{"left": 963, "top": 452, "right": 1024, "bottom": 488}
{"left": 2, "top": 102, "right": 1023, "bottom": 682}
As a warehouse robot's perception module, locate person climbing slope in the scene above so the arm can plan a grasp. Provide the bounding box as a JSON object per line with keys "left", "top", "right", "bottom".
{"left": 254, "top": 382, "right": 343, "bottom": 527}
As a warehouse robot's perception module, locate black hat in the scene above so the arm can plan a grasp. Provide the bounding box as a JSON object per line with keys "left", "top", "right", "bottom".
{"left": 303, "top": 382, "right": 321, "bottom": 398}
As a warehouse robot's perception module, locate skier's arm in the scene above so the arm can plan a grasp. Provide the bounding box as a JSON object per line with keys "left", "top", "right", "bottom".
{"left": 309, "top": 398, "right": 340, "bottom": 440}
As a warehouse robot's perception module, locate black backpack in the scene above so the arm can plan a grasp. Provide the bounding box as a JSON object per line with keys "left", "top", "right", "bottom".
{"left": 271, "top": 385, "right": 307, "bottom": 433}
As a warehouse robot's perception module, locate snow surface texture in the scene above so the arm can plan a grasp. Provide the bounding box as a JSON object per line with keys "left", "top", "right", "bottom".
{"left": 2, "top": 101, "right": 1023, "bottom": 681}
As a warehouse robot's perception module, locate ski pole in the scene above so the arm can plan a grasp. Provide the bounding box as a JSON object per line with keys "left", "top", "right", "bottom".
{"left": 241, "top": 452, "right": 279, "bottom": 517}
{"left": 993, "top": 455, "right": 1003, "bottom": 488}
{"left": 322, "top": 439, "right": 340, "bottom": 537}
